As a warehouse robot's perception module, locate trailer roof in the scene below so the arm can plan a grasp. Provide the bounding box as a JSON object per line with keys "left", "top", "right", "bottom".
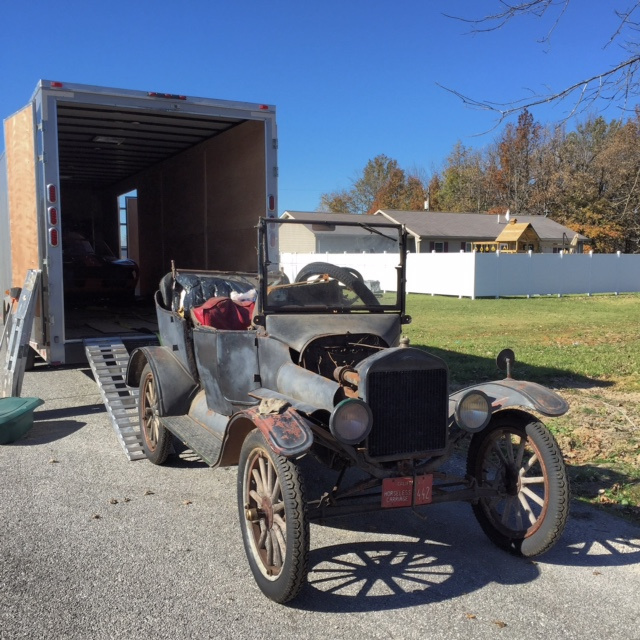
{"left": 56, "top": 102, "right": 244, "bottom": 186}
{"left": 34, "top": 80, "right": 275, "bottom": 187}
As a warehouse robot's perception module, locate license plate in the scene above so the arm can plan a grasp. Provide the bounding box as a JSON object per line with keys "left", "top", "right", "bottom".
{"left": 381, "top": 475, "right": 433, "bottom": 508}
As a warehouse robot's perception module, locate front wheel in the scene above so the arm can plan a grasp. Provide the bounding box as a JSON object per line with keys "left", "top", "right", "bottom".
{"left": 467, "top": 412, "right": 569, "bottom": 557}
{"left": 238, "top": 429, "right": 309, "bottom": 603}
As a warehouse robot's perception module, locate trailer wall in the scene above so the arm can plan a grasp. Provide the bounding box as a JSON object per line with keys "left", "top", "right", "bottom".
{"left": 99, "top": 119, "right": 266, "bottom": 296}
{"left": 4, "top": 105, "right": 39, "bottom": 289}
{"left": 0, "top": 152, "right": 11, "bottom": 298}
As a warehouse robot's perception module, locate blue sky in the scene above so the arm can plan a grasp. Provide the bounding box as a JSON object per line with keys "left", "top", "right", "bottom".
{"left": 0, "top": 1, "right": 628, "bottom": 214}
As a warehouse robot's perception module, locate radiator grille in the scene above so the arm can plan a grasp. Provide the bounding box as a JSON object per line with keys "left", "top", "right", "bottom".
{"left": 366, "top": 368, "right": 448, "bottom": 459}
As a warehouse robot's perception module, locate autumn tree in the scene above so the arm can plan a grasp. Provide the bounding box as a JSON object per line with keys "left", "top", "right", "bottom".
{"left": 319, "top": 154, "right": 427, "bottom": 214}
{"left": 495, "top": 109, "right": 542, "bottom": 212}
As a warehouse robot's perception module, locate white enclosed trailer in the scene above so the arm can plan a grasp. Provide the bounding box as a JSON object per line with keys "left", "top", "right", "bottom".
{"left": 0, "top": 80, "right": 278, "bottom": 365}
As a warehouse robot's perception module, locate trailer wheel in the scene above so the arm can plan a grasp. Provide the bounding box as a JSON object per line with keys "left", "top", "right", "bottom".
{"left": 238, "top": 429, "right": 309, "bottom": 603}
{"left": 139, "top": 364, "right": 171, "bottom": 465}
{"left": 295, "top": 262, "right": 378, "bottom": 306}
{"left": 467, "top": 412, "right": 569, "bottom": 557}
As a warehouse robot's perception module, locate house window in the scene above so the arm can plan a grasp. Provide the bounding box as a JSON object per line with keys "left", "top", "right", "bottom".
{"left": 465, "top": 242, "right": 472, "bottom": 252}
{"left": 434, "top": 242, "right": 445, "bottom": 253}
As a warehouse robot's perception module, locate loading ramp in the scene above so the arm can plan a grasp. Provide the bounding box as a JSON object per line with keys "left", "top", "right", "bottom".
{"left": 84, "top": 337, "right": 147, "bottom": 461}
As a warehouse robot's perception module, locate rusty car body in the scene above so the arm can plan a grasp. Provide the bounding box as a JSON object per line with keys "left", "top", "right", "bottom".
{"left": 126, "top": 217, "right": 570, "bottom": 603}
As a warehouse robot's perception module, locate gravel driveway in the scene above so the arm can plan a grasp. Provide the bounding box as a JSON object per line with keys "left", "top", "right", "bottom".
{"left": 1, "top": 364, "right": 639, "bottom": 639}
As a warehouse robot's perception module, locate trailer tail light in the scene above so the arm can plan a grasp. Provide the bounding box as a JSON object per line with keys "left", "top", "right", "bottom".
{"left": 268, "top": 194, "right": 275, "bottom": 212}
{"left": 49, "top": 228, "right": 59, "bottom": 247}
{"left": 47, "top": 184, "right": 57, "bottom": 203}
{"left": 48, "top": 207, "right": 58, "bottom": 225}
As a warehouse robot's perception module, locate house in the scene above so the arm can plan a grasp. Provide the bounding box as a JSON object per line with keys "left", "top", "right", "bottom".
{"left": 375, "top": 210, "right": 588, "bottom": 253}
{"left": 279, "top": 211, "right": 397, "bottom": 253}
{"left": 281, "top": 210, "right": 589, "bottom": 254}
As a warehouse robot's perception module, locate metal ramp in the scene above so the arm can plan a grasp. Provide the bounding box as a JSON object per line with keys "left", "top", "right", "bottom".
{"left": 84, "top": 338, "right": 146, "bottom": 460}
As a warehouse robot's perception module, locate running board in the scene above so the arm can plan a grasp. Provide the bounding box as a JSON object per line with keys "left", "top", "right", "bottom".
{"left": 84, "top": 338, "right": 146, "bottom": 461}
{"left": 160, "top": 415, "right": 222, "bottom": 466}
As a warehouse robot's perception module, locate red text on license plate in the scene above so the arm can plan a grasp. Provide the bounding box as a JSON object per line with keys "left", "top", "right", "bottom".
{"left": 381, "top": 475, "right": 433, "bottom": 508}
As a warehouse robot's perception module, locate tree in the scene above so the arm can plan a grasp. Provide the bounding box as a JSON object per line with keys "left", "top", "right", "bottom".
{"left": 319, "top": 155, "right": 427, "bottom": 214}
{"left": 436, "top": 142, "right": 491, "bottom": 212}
{"left": 495, "top": 109, "right": 542, "bottom": 212}
{"left": 443, "top": 1, "right": 640, "bottom": 124}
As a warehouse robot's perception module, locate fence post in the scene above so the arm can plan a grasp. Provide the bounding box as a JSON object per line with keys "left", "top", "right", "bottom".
{"left": 558, "top": 250, "right": 564, "bottom": 297}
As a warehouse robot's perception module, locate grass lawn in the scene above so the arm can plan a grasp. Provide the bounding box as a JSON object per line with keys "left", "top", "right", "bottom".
{"left": 404, "top": 292, "right": 640, "bottom": 523}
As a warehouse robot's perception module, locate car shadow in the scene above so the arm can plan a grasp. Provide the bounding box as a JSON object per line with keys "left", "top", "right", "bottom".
{"left": 410, "top": 343, "right": 613, "bottom": 391}
{"left": 291, "top": 500, "right": 639, "bottom": 613}
{"left": 291, "top": 457, "right": 639, "bottom": 613}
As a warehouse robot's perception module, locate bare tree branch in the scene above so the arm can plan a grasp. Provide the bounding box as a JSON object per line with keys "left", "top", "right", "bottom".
{"left": 442, "top": 1, "right": 640, "bottom": 125}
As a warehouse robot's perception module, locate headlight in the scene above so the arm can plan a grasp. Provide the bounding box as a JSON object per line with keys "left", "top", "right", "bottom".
{"left": 455, "top": 391, "right": 491, "bottom": 433}
{"left": 329, "top": 399, "right": 373, "bottom": 445}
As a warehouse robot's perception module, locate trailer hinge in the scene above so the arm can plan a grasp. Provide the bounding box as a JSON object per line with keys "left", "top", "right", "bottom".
{"left": 38, "top": 154, "right": 46, "bottom": 164}
{"left": 273, "top": 166, "right": 279, "bottom": 178}
{"left": 272, "top": 138, "right": 278, "bottom": 149}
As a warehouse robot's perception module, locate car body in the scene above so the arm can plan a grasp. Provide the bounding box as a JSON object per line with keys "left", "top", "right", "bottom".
{"left": 62, "top": 232, "right": 138, "bottom": 300}
{"left": 126, "top": 217, "right": 570, "bottom": 603}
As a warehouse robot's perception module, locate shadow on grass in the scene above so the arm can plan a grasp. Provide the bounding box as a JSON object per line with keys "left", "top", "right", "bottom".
{"left": 410, "top": 343, "right": 613, "bottom": 390}
{"left": 567, "top": 463, "right": 640, "bottom": 525}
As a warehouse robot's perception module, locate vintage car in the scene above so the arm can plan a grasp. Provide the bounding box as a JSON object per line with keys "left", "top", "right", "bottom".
{"left": 126, "top": 217, "right": 569, "bottom": 603}
{"left": 62, "top": 232, "right": 139, "bottom": 301}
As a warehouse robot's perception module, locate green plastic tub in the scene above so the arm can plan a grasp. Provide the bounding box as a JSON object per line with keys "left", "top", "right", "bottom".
{"left": 0, "top": 397, "right": 45, "bottom": 444}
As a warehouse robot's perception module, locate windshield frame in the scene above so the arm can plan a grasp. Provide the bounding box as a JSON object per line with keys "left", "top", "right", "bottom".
{"left": 256, "top": 217, "right": 407, "bottom": 319}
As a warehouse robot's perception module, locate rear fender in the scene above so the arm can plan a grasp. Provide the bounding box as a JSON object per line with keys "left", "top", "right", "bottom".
{"left": 219, "top": 405, "right": 314, "bottom": 467}
{"left": 126, "top": 346, "right": 198, "bottom": 416}
{"left": 449, "top": 379, "right": 569, "bottom": 419}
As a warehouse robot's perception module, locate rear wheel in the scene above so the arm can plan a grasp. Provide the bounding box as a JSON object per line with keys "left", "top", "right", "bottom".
{"left": 238, "top": 429, "right": 309, "bottom": 603}
{"left": 467, "top": 412, "right": 569, "bottom": 557}
{"left": 139, "top": 364, "right": 171, "bottom": 465}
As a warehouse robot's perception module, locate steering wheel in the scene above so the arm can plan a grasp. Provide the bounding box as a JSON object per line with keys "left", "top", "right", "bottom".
{"left": 294, "top": 262, "right": 379, "bottom": 306}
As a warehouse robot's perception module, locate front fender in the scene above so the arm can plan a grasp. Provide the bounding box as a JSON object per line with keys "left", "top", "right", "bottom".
{"left": 449, "top": 378, "right": 569, "bottom": 419}
{"left": 222, "top": 404, "right": 314, "bottom": 465}
{"left": 126, "top": 346, "right": 198, "bottom": 416}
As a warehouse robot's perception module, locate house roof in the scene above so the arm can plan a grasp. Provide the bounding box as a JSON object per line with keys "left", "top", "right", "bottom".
{"left": 495, "top": 221, "right": 539, "bottom": 243}
{"left": 375, "top": 210, "right": 589, "bottom": 242}
{"left": 281, "top": 210, "right": 397, "bottom": 236}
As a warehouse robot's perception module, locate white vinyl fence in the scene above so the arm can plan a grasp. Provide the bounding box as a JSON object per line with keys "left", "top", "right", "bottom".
{"left": 280, "top": 251, "right": 640, "bottom": 299}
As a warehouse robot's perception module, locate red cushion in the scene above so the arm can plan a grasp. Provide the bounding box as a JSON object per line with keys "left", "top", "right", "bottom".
{"left": 192, "top": 297, "right": 254, "bottom": 330}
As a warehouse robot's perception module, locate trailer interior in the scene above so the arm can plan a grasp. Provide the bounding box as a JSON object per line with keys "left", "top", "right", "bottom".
{"left": 54, "top": 99, "right": 270, "bottom": 348}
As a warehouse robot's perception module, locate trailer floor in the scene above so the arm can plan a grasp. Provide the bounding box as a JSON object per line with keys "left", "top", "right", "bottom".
{"left": 64, "top": 300, "right": 158, "bottom": 340}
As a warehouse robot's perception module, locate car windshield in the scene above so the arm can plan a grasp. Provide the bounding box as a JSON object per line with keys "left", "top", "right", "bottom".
{"left": 260, "top": 217, "right": 405, "bottom": 314}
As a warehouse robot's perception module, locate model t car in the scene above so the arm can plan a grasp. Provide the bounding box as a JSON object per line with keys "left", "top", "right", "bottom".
{"left": 126, "top": 217, "right": 569, "bottom": 603}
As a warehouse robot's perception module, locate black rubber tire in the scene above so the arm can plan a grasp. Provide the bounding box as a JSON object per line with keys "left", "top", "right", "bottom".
{"left": 294, "top": 262, "right": 379, "bottom": 306}
{"left": 466, "top": 411, "right": 569, "bottom": 557}
{"left": 139, "top": 364, "right": 172, "bottom": 465}
{"left": 238, "top": 429, "right": 309, "bottom": 603}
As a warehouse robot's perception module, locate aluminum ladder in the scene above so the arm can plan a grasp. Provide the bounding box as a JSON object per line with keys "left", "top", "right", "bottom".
{"left": 1, "top": 270, "right": 41, "bottom": 398}
{"left": 84, "top": 338, "right": 146, "bottom": 461}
